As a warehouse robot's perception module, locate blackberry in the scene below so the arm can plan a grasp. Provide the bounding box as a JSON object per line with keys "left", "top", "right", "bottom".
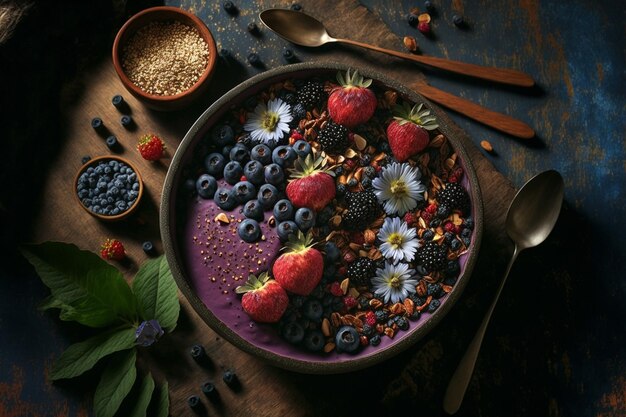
{"left": 296, "top": 81, "right": 325, "bottom": 109}
{"left": 422, "top": 229, "right": 435, "bottom": 241}
{"left": 363, "top": 166, "right": 376, "bottom": 178}
{"left": 417, "top": 241, "right": 447, "bottom": 272}
{"left": 437, "top": 183, "right": 470, "bottom": 214}
{"left": 342, "top": 190, "right": 381, "bottom": 230}
{"left": 428, "top": 299, "right": 441, "bottom": 313}
{"left": 347, "top": 257, "right": 377, "bottom": 286}
{"left": 317, "top": 121, "right": 348, "bottom": 153}
{"left": 361, "top": 177, "right": 372, "bottom": 189}
{"left": 436, "top": 204, "right": 451, "bottom": 218}
{"left": 360, "top": 154, "right": 371, "bottom": 166}
{"left": 278, "top": 90, "right": 297, "bottom": 104}
{"left": 374, "top": 310, "right": 388, "bottom": 323}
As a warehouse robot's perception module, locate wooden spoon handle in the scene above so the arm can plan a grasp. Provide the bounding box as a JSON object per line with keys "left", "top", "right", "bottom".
{"left": 414, "top": 83, "right": 535, "bottom": 139}
{"left": 337, "top": 38, "right": 534, "bottom": 88}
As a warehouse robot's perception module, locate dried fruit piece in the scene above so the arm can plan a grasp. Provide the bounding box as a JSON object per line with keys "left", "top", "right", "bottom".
{"left": 403, "top": 36, "right": 418, "bottom": 52}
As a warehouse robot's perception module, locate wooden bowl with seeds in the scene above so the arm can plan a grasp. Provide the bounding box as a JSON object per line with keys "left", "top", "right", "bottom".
{"left": 161, "top": 62, "right": 483, "bottom": 374}
{"left": 112, "top": 6, "right": 217, "bottom": 111}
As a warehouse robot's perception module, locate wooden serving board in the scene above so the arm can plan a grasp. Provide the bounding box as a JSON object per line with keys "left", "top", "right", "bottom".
{"left": 28, "top": 0, "right": 516, "bottom": 415}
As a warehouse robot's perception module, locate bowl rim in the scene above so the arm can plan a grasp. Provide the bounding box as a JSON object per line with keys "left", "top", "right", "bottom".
{"left": 74, "top": 155, "right": 144, "bottom": 222}
{"left": 111, "top": 6, "right": 218, "bottom": 103}
{"left": 160, "top": 62, "right": 483, "bottom": 374}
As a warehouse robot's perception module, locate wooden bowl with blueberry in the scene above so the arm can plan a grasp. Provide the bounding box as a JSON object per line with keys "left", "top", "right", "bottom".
{"left": 112, "top": 6, "right": 218, "bottom": 111}
{"left": 161, "top": 62, "right": 483, "bottom": 374}
{"left": 74, "top": 156, "right": 144, "bottom": 221}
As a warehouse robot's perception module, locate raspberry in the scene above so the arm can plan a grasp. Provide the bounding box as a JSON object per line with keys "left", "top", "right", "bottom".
{"left": 426, "top": 203, "right": 438, "bottom": 214}
{"left": 421, "top": 211, "right": 432, "bottom": 222}
{"left": 329, "top": 281, "right": 343, "bottom": 297}
{"left": 448, "top": 175, "right": 458, "bottom": 183}
{"left": 403, "top": 211, "right": 417, "bottom": 226}
{"left": 343, "top": 295, "right": 357, "bottom": 310}
{"left": 444, "top": 222, "right": 456, "bottom": 233}
{"left": 290, "top": 130, "right": 304, "bottom": 141}
{"left": 100, "top": 238, "right": 125, "bottom": 261}
{"left": 137, "top": 134, "right": 165, "bottom": 161}
{"left": 365, "top": 311, "right": 377, "bottom": 327}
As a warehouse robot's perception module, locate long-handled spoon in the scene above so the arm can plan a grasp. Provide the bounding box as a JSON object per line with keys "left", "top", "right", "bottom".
{"left": 259, "top": 9, "right": 536, "bottom": 139}
{"left": 443, "top": 170, "right": 564, "bottom": 414}
{"left": 259, "top": 9, "right": 534, "bottom": 88}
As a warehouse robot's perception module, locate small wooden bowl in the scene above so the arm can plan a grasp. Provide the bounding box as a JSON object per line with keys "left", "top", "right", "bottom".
{"left": 74, "top": 156, "right": 144, "bottom": 221}
{"left": 112, "top": 6, "right": 218, "bottom": 111}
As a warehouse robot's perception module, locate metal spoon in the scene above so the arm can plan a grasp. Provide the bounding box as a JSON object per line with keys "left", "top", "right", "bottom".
{"left": 443, "top": 170, "right": 564, "bottom": 414}
{"left": 259, "top": 9, "right": 534, "bottom": 88}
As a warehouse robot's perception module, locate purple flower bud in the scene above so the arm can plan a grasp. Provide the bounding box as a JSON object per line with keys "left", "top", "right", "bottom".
{"left": 135, "top": 319, "right": 164, "bottom": 347}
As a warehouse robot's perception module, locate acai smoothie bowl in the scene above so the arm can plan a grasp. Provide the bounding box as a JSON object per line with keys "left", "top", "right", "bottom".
{"left": 160, "top": 62, "right": 483, "bottom": 374}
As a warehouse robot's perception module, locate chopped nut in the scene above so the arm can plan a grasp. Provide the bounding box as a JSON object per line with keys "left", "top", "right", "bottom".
{"left": 215, "top": 213, "right": 230, "bottom": 224}
{"left": 429, "top": 134, "right": 446, "bottom": 148}
{"left": 348, "top": 287, "right": 360, "bottom": 299}
{"left": 403, "top": 36, "right": 418, "bottom": 52}
{"left": 363, "top": 229, "right": 376, "bottom": 244}
{"left": 403, "top": 298, "right": 415, "bottom": 316}
{"left": 353, "top": 133, "right": 367, "bottom": 150}
{"left": 331, "top": 312, "right": 342, "bottom": 328}
{"left": 369, "top": 298, "right": 383, "bottom": 309}
{"left": 324, "top": 342, "right": 336, "bottom": 353}
{"left": 344, "top": 148, "right": 357, "bottom": 159}
{"left": 340, "top": 278, "right": 350, "bottom": 295}
{"left": 330, "top": 215, "right": 342, "bottom": 228}
{"left": 384, "top": 327, "right": 396, "bottom": 338}
{"left": 321, "top": 318, "right": 331, "bottom": 337}
{"left": 390, "top": 303, "right": 405, "bottom": 315}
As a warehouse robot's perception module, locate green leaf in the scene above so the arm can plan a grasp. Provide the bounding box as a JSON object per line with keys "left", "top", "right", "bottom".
{"left": 155, "top": 380, "right": 170, "bottom": 417}
{"left": 21, "top": 242, "right": 138, "bottom": 327}
{"left": 94, "top": 349, "right": 137, "bottom": 417}
{"left": 132, "top": 256, "right": 179, "bottom": 332}
{"left": 38, "top": 295, "right": 67, "bottom": 311}
{"left": 128, "top": 372, "right": 155, "bottom": 417}
{"left": 50, "top": 327, "right": 136, "bottom": 380}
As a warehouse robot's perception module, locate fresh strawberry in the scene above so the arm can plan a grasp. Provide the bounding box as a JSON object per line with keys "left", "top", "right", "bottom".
{"left": 327, "top": 69, "right": 377, "bottom": 128}
{"left": 272, "top": 231, "right": 323, "bottom": 296}
{"left": 286, "top": 153, "right": 335, "bottom": 211}
{"left": 386, "top": 102, "right": 439, "bottom": 162}
{"left": 100, "top": 238, "right": 126, "bottom": 261}
{"left": 235, "top": 272, "right": 288, "bottom": 323}
{"left": 137, "top": 134, "right": 166, "bottom": 161}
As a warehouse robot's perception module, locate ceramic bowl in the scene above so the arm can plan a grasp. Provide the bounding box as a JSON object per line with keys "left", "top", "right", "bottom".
{"left": 160, "top": 62, "right": 483, "bottom": 373}
{"left": 75, "top": 156, "right": 144, "bottom": 221}
{"left": 112, "top": 6, "right": 218, "bottom": 111}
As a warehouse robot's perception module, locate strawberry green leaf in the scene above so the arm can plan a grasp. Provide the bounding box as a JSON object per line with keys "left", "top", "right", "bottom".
{"left": 21, "top": 242, "right": 138, "bottom": 328}
{"left": 131, "top": 256, "right": 180, "bottom": 332}
{"left": 128, "top": 372, "right": 155, "bottom": 417}
{"left": 94, "top": 349, "right": 137, "bottom": 417}
{"left": 50, "top": 327, "right": 136, "bottom": 380}
{"left": 155, "top": 380, "right": 170, "bottom": 417}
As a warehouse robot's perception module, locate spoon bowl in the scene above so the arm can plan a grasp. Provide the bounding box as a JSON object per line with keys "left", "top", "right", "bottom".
{"left": 443, "top": 170, "right": 564, "bottom": 414}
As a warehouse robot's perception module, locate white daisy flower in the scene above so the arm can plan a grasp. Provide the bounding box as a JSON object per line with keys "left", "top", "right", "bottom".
{"left": 371, "top": 261, "right": 418, "bottom": 304}
{"left": 378, "top": 216, "right": 420, "bottom": 262}
{"left": 372, "top": 162, "right": 426, "bottom": 216}
{"left": 243, "top": 98, "right": 293, "bottom": 143}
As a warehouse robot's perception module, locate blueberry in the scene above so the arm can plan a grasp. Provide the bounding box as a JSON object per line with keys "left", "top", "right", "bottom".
{"left": 462, "top": 237, "right": 471, "bottom": 246}
{"left": 408, "top": 13, "right": 418, "bottom": 26}
{"left": 190, "top": 344, "right": 208, "bottom": 362}
{"left": 142, "top": 241, "right": 156, "bottom": 255}
{"left": 361, "top": 177, "right": 372, "bottom": 189}
{"left": 247, "top": 22, "right": 260, "bottom": 35}
{"left": 221, "top": 144, "right": 233, "bottom": 159}
{"left": 335, "top": 326, "right": 360, "bottom": 353}
{"left": 282, "top": 47, "right": 295, "bottom": 62}
{"left": 187, "top": 395, "right": 202, "bottom": 410}
{"left": 229, "top": 144, "right": 250, "bottom": 164}
{"left": 292, "top": 140, "right": 311, "bottom": 158}
{"left": 324, "top": 242, "right": 340, "bottom": 262}
{"left": 247, "top": 52, "right": 261, "bottom": 66}
{"left": 106, "top": 135, "right": 120, "bottom": 151}
{"left": 452, "top": 14, "right": 464, "bottom": 26}
{"left": 290, "top": 3, "right": 302, "bottom": 10}
{"left": 303, "top": 329, "right": 324, "bottom": 352}
{"left": 273, "top": 199, "right": 294, "bottom": 222}
{"left": 257, "top": 183, "right": 279, "bottom": 210}
{"left": 464, "top": 217, "right": 474, "bottom": 230}
{"left": 201, "top": 381, "right": 219, "bottom": 400}
{"left": 450, "top": 238, "right": 461, "bottom": 251}
{"left": 196, "top": 174, "right": 217, "bottom": 199}
{"left": 222, "top": 0, "right": 237, "bottom": 14}
{"left": 120, "top": 115, "right": 133, "bottom": 128}
{"left": 91, "top": 117, "right": 104, "bottom": 132}
{"left": 302, "top": 299, "right": 323, "bottom": 321}
{"left": 219, "top": 48, "right": 231, "bottom": 60}
{"left": 370, "top": 334, "right": 381, "bottom": 346}
{"left": 347, "top": 177, "right": 358, "bottom": 188}
{"left": 264, "top": 163, "right": 285, "bottom": 185}
{"left": 233, "top": 181, "right": 256, "bottom": 203}
{"left": 204, "top": 152, "right": 226, "bottom": 178}
{"left": 427, "top": 283, "right": 442, "bottom": 298}
{"left": 422, "top": 229, "right": 435, "bottom": 240}
{"left": 223, "top": 161, "right": 243, "bottom": 185}
{"left": 214, "top": 187, "right": 237, "bottom": 210}
{"left": 251, "top": 144, "right": 272, "bottom": 165}
{"left": 81, "top": 155, "right": 91, "bottom": 164}
{"left": 222, "top": 370, "right": 239, "bottom": 388}
{"left": 238, "top": 219, "right": 261, "bottom": 242}
{"left": 212, "top": 124, "right": 235, "bottom": 147}
{"left": 111, "top": 95, "right": 125, "bottom": 108}
{"left": 461, "top": 227, "right": 472, "bottom": 239}
{"left": 294, "top": 207, "right": 315, "bottom": 231}
{"left": 363, "top": 166, "right": 376, "bottom": 178}
{"left": 424, "top": 0, "right": 434, "bottom": 11}
{"left": 243, "top": 160, "right": 264, "bottom": 185}
{"left": 242, "top": 199, "right": 264, "bottom": 221}
{"left": 277, "top": 220, "right": 297, "bottom": 241}
{"left": 282, "top": 321, "right": 305, "bottom": 344}
{"left": 272, "top": 145, "right": 297, "bottom": 167}
{"left": 428, "top": 299, "right": 441, "bottom": 313}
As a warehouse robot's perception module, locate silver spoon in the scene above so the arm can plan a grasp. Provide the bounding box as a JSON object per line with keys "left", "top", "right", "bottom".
{"left": 443, "top": 170, "right": 564, "bottom": 414}
{"left": 259, "top": 9, "right": 534, "bottom": 88}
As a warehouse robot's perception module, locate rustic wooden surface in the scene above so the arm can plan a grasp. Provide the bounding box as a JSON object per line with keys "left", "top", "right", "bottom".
{"left": 1, "top": 0, "right": 624, "bottom": 416}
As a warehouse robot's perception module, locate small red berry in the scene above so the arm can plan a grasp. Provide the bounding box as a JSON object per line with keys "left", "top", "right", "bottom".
{"left": 365, "top": 311, "right": 377, "bottom": 326}
{"left": 417, "top": 21, "right": 431, "bottom": 34}
{"left": 343, "top": 295, "right": 358, "bottom": 310}
{"left": 100, "top": 238, "right": 126, "bottom": 261}
{"left": 426, "top": 203, "right": 438, "bottom": 214}
{"left": 290, "top": 130, "right": 304, "bottom": 141}
{"left": 421, "top": 211, "right": 432, "bottom": 222}
{"left": 240, "top": 175, "right": 247, "bottom": 181}
{"left": 137, "top": 134, "right": 166, "bottom": 161}
{"left": 338, "top": 266, "right": 347, "bottom": 276}
{"left": 350, "top": 232, "right": 365, "bottom": 245}
{"left": 344, "top": 159, "right": 357, "bottom": 170}
{"left": 403, "top": 212, "right": 417, "bottom": 226}
{"left": 444, "top": 222, "right": 456, "bottom": 233}
{"left": 329, "top": 281, "right": 344, "bottom": 297}
{"left": 448, "top": 175, "right": 458, "bottom": 183}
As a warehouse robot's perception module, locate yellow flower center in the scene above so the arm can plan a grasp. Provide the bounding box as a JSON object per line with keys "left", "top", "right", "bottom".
{"left": 387, "top": 232, "right": 403, "bottom": 249}
{"left": 262, "top": 111, "right": 279, "bottom": 131}
{"left": 389, "top": 275, "right": 401, "bottom": 289}
{"left": 390, "top": 180, "right": 407, "bottom": 196}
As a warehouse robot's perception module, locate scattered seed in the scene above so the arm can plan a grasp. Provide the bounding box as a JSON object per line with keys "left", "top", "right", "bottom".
{"left": 480, "top": 140, "right": 494, "bottom": 153}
